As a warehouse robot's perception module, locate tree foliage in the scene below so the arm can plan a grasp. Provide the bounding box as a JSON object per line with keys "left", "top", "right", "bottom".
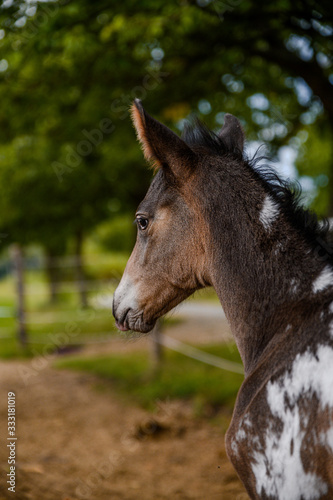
{"left": 0, "top": 0, "right": 332, "bottom": 256}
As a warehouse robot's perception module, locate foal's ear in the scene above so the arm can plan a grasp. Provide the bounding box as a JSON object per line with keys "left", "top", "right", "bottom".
{"left": 218, "top": 114, "right": 245, "bottom": 154}
{"left": 131, "top": 99, "right": 195, "bottom": 178}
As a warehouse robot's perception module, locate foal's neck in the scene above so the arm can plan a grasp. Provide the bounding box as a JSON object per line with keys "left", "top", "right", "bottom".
{"left": 207, "top": 191, "right": 329, "bottom": 375}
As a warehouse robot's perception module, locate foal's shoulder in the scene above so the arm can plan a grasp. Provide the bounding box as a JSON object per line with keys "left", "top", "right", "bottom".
{"left": 227, "top": 341, "right": 333, "bottom": 499}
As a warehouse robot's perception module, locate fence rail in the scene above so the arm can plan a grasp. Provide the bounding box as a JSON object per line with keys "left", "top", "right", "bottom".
{"left": 157, "top": 334, "right": 244, "bottom": 374}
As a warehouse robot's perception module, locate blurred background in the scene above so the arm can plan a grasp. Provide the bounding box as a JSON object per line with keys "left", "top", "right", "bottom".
{"left": 0, "top": 1, "right": 332, "bottom": 499}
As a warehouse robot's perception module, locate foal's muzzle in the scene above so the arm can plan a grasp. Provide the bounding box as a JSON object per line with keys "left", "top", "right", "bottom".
{"left": 113, "top": 305, "right": 156, "bottom": 333}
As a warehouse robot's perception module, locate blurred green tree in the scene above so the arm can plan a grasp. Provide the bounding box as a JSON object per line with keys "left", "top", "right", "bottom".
{"left": 0, "top": 0, "right": 331, "bottom": 272}
{"left": 0, "top": 0, "right": 154, "bottom": 304}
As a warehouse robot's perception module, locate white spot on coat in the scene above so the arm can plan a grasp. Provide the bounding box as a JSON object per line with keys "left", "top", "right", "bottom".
{"left": 320, "top": 427, "right": 333, "bottom": 453}
{"left": 259, "top": 195, "right": 279, "bottom": 231}
{"left": 329, "top": 321, "right": 333, "bottom": 339}
{"left": 230, "top": 439, "right": 238, "bottom": 455}
{"left": 274, "top": 245, "right": 280, "bottom": 256}
{"left": 312, "top": 266, "right": 333, "bottom": 293}
{"left": 251, "top": 345, "right": 333, "bottom": 499}
{"left": 231, "top": 413, "right": 254, "bottom": 457}
{"left": 236, "top": 428, "right": 246, "bottom": 441}
{"left": 290, "top": 278, "right": 299, "bottom": 295}
{"left": 268, "top": 345, "right": 333, "bottom": 419}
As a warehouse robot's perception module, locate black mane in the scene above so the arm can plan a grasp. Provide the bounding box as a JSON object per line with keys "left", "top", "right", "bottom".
{"left": 182, "top": 118, "right": 332, "bottom": 260}
{"left": 249, "top": 156, "right": 332, "bottom": 261}
{"left": 181, "top": 118, "right": 243, "bottom": 158}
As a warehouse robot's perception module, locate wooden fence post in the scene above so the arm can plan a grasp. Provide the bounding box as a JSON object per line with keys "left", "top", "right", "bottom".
{"left": 10, "top": 244, "right": 27, "bottom": 347}
{"left": 150, "top": 320, "right": 163, "bottom": 370}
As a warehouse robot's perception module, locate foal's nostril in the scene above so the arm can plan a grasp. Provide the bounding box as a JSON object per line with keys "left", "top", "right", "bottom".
{"left": 112, "top": 295, "right": 122, "bottom": 321}
{"left": 112, "top": 296, "right": 117, "bottom": 319}
{"left": 114, "top": 308, "right": 132, "bottom": 332}
{"left": 120, "top": 308, "right": 131, "bottom": 326}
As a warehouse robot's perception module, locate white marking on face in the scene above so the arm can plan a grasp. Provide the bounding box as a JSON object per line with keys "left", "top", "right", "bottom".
{"left": 250, "top": 345, "right": 333, "bottom": 499}
{"left": 113, "top": 271, "right": 138, "bottom": 321}
{"left": 329, "top": 302, "right": 333, "bottom": 314}
{"left": 312, "top": 266, "right": 333, "bottom": 293}
{"left": 259, "top": 195, "right": 279, "bottom": 231}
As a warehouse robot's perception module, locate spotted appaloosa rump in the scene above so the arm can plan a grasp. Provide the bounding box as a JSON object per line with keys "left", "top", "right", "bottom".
{"left": 113, "top": 99, "right": 333, "bottom": 499}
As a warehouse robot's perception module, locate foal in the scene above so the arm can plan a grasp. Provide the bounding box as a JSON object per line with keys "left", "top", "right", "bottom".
{"left": 113, "top": 99, "right": 333, "bottom": 499}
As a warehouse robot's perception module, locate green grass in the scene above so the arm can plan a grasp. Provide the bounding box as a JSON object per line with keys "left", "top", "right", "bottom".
{"left": 55, "top": 343, "right": 243, "bottom": 411}
{"left": 0, "top": 307, "right": 118, "bottom": 358}
{"left": 0, "top": 339, "right": 33, "bottom": 359}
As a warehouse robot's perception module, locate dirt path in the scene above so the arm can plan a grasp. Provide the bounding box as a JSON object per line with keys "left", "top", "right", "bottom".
{"left": 0, "top": 312, "right": 248, "bottom": 500}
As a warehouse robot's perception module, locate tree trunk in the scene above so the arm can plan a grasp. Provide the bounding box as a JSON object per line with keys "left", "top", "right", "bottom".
{"left": 75, "top": 230, "right": 88, "bottom": 309}
{"left": 10, "top": 244, "right": 27, "bottom": 347}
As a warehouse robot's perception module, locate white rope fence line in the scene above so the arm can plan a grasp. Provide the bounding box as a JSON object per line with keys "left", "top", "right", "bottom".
{"left": 157, "top": 334, "right": 244, "bottom": 375}
{"left": 0, "top": 328, "right": 244, "bottom": 374}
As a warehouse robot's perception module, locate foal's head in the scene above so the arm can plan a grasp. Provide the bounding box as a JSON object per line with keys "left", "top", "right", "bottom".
{"left": 112, "top": 99, "right": 244, "bottom": 333}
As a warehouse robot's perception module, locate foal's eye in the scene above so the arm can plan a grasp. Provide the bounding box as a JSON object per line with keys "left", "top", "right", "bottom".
{"left": 136, "top": 217, "right": 149, "bottom": 231}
